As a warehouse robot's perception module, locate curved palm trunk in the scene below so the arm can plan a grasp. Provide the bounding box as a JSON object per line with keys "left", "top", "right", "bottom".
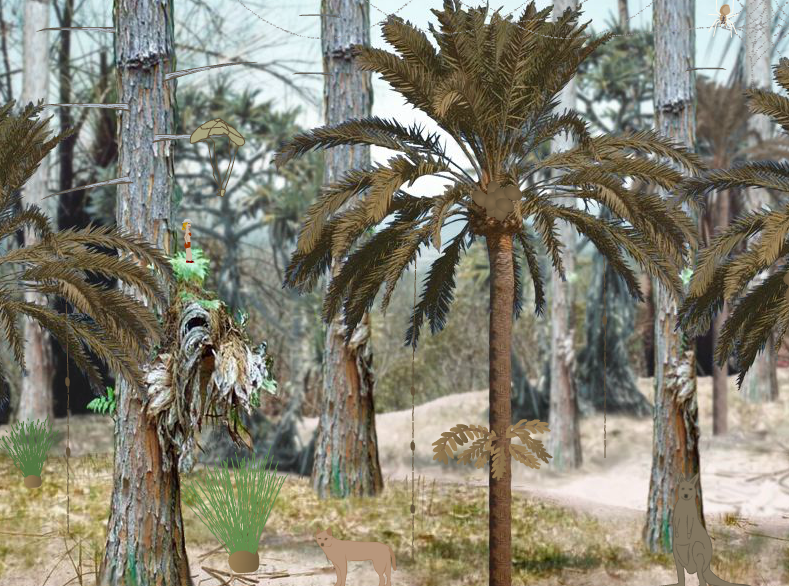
{"left": 644, "top": 0, "right": 703, "bottom": 553}
{"left": 312, "top": 0, "right": 383, "bottom": 499}
{"left": 486, "top": 231, "right": 514, "bottom": 586}
{"left": 99, "top": 0, "right": 188, "bottom": 583}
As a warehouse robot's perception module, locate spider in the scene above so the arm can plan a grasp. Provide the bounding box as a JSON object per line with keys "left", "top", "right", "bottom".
{"left": 709, "top": 1, "right": 739, "bottom": 38}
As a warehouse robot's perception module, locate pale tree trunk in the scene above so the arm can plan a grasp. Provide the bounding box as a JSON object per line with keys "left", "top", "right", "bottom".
{"left": 742, "top": 0, "right": 779, "bottom": 403}
{"left": 618, "top": 0, "right": 629, "bottom": 30}
{"left": 19, "top": 0, "right": 54, "bottom": 424}
{"left": 711, "top": 188, "right": 730, "bottom": 435}
{"left": 99, "top": 1, "right": 187, "bottom": 584}
{"left": 485, "top": 229, "right": 515, "bottom": 586}
{"left": 548, "top": 0, "right": 582, "bottom": 471}
{"left": 312, "top": 0, "right": 383, "bottom": 499}
{"left": 644, "top": 0, "right": 704, "bottom": 553}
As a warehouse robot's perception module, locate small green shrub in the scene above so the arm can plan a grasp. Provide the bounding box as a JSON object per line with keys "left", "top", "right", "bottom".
{"left": 170, "top": 248, "right": 210, "bottom": 285}
{"left": 183, "top": 449, "right": 286, "bottom": 555}
{"left": 0, "top": 418, "right": 56, "bottom": 477}
{"left": 86, "top": 387, "right": 117, "bottom": 416}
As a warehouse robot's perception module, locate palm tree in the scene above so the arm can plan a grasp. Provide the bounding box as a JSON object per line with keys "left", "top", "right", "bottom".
{"left": 680, "top": 57, "right": 789, "bottom": 387}
{"left": 275, "top": 3, "right": 701, "bottom": 584}
{"left": 0, "top": 100, "right": 171, "bottom": 398}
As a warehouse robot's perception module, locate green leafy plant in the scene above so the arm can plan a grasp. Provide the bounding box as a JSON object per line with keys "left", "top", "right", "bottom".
{"left": 183, "top": 450, "right": 286, "bottom": 556}
{"left": 0, "top": 418, "right": 56, "bottom": 478}
{"left": 86, "top": 387, "right": 117, "bottom": 416}
{"left": 170, "top": 247, "right": 210, "bottom": 285}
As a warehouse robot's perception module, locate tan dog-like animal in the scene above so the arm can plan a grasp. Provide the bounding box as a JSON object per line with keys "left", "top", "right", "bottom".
{"left": 315, "top": 528, "right": 396, "bottom": 586}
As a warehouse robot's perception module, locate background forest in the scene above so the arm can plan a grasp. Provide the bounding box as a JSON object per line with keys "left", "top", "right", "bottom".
{"left": 0, "top": 0, "right": 787, "bottom": 585}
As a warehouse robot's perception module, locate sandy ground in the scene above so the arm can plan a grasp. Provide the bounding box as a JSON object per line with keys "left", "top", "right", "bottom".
{"left": 2, "top": 372, "right": 788, "bottom": 585}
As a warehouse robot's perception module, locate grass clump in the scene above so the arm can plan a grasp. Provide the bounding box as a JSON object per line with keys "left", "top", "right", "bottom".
{"left": 183, "top": 449, "right": 286, "bottom": 555}
{"left": 0, "top": 418, "right": 55, "bottom": 478}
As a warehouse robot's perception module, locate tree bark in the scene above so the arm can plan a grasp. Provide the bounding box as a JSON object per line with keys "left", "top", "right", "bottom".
{"left": 99, "top": 1, "right": 187, "bottom": 584}
{"left": 711, "top": 189, "right": 730, "bottom": 435}
{"left": 547, "top": 0, "right": 582, "bottom": 471}
{"left": 312, "top": 0, "right": 383, "bottom": 499}
{"left": 644, "top": 0, "right": 704, "bottom": 553}
{"left": 742, "top": 0, "right": 779, "bottom": 403}
{"left": 19, "top": 0, "right": 55, "bottom": 424}
{"left": 485, "top": 230, "right": 514, "bottom": 586}
{"left": 618, "top": 0, "right": 629, "bottom": 30}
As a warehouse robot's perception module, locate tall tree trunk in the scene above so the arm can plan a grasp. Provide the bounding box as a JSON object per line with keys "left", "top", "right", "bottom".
{"left": 99, "top": 1, "right": 187, "bottom": 584}
{"left": 312, "top": 0, "right": 383, "bottom": 499}
{"left": 711, "top": 188, "right": 730, "bottom": 435}
{"left": 19, "top": 0, "right": 55, "bottom": 424}
{"left": 56, "top": 0, "right": 88, "bottom": 231}
{"left": 742, "top": 0, "right": 779, "bottom": 403}
{"left": 548, "top": 0, "right": 582, "bottom": 471}
{"left": 618, "top": 0, "right": 629, "bottom": 30}
{"left": 485, "top": 229, "right": 515, "bottom": 586}
{"left": 644, "top": 0, "right": 704, "bottom": 553}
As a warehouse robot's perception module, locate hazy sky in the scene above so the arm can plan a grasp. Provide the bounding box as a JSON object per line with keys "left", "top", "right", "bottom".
{"left": 243, "top": 0, "right": 776, "bottom": 176}
{"left": 13, "top": 0, "right": 782, "bottom": 256}
{"left": 192, "top": 0, "right": 780, "bottom": 260}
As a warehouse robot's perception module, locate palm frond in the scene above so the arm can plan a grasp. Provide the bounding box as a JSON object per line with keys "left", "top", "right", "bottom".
{"left": 274, "top": 116, "right": 446, "bottom": 169}
{"left": 682, "top": 162, "right": 789, "bottom": 198}
{"left": 514, "top": 227, "right": 545, "bottom": 314}
{"left": 404, "top": 227, "right": 469, "bottom": 348}
{"left": 743, "top": 87, "right": 789, "bottom": 136}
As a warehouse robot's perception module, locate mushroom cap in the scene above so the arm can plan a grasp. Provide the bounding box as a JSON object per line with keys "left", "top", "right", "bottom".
{"left": 190, "top": 118, "right": 245, "bottom": 146}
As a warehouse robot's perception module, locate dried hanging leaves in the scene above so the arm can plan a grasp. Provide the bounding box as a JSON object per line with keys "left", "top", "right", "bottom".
{"left": 145, "top": 283, "right": 277, "bottom": 473}
{"left": 432, "top": 419, "right": 552, "bottom": 479}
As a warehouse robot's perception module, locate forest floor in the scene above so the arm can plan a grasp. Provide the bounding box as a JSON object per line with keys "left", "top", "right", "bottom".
{"left": 1, "top": 372, "right": 787, "bottom": 586}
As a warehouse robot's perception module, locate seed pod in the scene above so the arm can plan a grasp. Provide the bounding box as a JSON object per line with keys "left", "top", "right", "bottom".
{"left": 503, "top": 184, "right": 522, "bottom": 201}
{"left": 492, "top": 209, "right": 507, "bottom": 221}
{"left": 496, "top": 198, "right": 514, "bottom": 213}
{"left": 471, "top": 188, "right": 487, "bottom": 206}
{"left": 487, "top": 180, "right": 501, "bottom": 194}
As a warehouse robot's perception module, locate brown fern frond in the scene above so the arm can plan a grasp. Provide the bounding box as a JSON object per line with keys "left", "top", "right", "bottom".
{"left": 491, "top": 443, "right": 506, "bottom": 479}
{"left": 432, "top": 422, "right": 491, "bottom": 465}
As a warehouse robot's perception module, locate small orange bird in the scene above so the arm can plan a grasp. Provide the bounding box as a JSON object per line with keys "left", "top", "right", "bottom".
{"left": 182, "top": 219, "right": 193, "bottom": 263}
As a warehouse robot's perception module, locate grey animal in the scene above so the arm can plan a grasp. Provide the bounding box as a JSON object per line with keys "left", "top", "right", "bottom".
{"left": 665, "top": 473, "right": 750, "bottom": 586}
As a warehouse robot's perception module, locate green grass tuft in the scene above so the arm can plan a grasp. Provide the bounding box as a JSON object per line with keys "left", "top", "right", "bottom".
{"left": 0, "top": 418, "right": 56, "bottom": 477}
{"left": 182, "top": 448, "right": 286, "bottom": 555}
